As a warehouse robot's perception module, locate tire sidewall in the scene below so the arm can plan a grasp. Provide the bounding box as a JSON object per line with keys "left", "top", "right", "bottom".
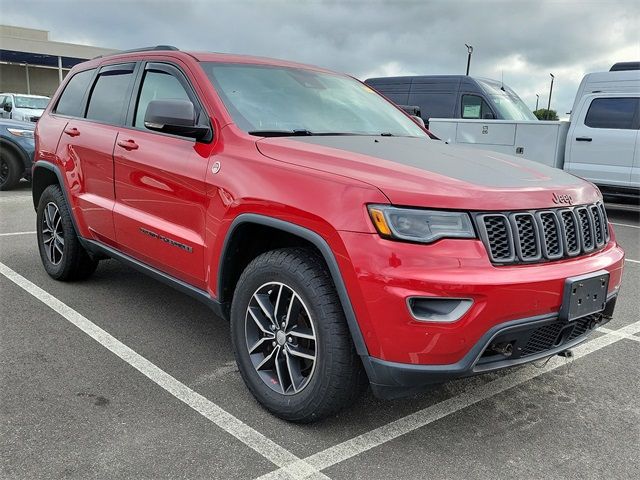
{"left": 36, "top": 186, "right": 75, "bottom": 279}
{"left": 0, "top": 151, "right": 21, "bottom": 191}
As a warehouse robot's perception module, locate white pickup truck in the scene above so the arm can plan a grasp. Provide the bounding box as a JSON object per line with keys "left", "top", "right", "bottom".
{"left": 428, "top": 71, "right": 640, "bottom": 202}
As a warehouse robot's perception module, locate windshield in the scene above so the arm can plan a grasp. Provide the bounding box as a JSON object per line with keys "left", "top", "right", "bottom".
{"left": 14, "top": 96, "right": 50, "bottom": 109}
{"left": 476, "top": 79, "right": 537, "bottom": 121}
{"left": 202, "top": 63, "right": 427, "bottom": 137}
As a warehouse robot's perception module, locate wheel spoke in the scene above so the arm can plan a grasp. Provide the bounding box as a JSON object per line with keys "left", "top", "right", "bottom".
{"left": 255, "top": 293, "right": 276, "bottom": 326}
{"left": 273, "top": 284, "right": 284, "bottom": 322}
{"left": 284, "top": 292, "right": 297, "bottom": 330}
{"left": 43, "top": 235, "right": 53, "bottom": 245}
{"left": 255, "top": 345, "right": 278, "bottom": 371}
{"left": 286, "top": 325, "right": 315, "bottom": 341}
{"left": 283, "top": 349, "right": 299, "bottom": 393}
{"left": 248, "top": 335, "right": 273, "bottom": 355}
{"left": 285, "top": 344, "right": 316, "bottom": 362}
{"left": 248, "top": 307, "right": 274, "bottom": 336}
{"left": 49, "top": 239, "right": 56, "bottom": 263}
{"left": 54, "top": 240, "right": 64, "bottom": 255}
{"left": 273, "top": 347, "right": 286, "bottom": 393}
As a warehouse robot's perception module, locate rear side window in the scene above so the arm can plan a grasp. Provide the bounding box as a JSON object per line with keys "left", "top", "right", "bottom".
{"left": 134, "top": 70, "right": 190, "bottom": 128}
{"left": 86, "top": 64, "right": 135, "bottom": 124}
{"left": 461, "top": 94, "right": 493, "bottom": 119}
{"left": 584, "top": 97, "right": 639, "bottom": 129}
{"left": 55, "top": 69, "right": 95, "bottom": 117}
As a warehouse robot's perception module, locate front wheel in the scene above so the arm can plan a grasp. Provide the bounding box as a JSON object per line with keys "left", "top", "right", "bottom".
{"left": 230, "top": 248, "right": 366, "bottom": 423}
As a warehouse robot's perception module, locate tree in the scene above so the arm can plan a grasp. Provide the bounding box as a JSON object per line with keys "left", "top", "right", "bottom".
{"left": 533, "top": 109, "right": 559, "bottom": 120}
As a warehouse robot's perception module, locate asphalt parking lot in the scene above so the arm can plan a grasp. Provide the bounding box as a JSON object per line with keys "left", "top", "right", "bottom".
{"left": 1, "top": 181, "right": 639, "bottom": 480}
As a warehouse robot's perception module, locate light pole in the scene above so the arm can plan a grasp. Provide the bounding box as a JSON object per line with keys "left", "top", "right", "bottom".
{"left": 535, "top": 94, "right": 539, "bottom": 111}
{"left": 546, "top": 74, "right": 554, "bottom": 119}
{"left": 465, "top": 44, "right": 473, "bottom": 76}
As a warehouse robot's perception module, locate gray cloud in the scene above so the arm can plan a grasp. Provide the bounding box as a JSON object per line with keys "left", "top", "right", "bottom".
{"left": 2, "top": 0, "right": 639, "bottom": 116}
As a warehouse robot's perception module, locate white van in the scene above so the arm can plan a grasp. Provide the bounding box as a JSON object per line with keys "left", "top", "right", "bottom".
{"left": 429, "top": 68, "right": 640, "bottom": 202}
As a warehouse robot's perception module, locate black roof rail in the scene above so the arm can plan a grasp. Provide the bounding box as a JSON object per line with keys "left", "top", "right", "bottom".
{"left": 93, "top": 45, "right": 180, "bottom": 59}
{"left": 610, "top": 61, "right": 640, "bottom": 72}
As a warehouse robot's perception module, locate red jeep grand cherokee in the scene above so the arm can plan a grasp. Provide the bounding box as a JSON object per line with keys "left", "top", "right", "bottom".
{"left": 33, "top": 46, "right": 624, "bottom": 422}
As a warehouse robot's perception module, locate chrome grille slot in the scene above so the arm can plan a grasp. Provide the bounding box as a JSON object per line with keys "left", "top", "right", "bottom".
{"left": 511, "top": 213, "right": 541, "bottom": 261}
{"left": 576, "top": 207, "right": 594, "bottom": 252}
{"left": 475, "top": 202, "right": 608, "bottom": 265}
{"left": 478, "top": 214, "right": 514, "bottom": 263}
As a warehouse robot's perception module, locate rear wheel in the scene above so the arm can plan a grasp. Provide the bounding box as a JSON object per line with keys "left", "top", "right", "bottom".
{"left": 36, "top": 185, "right": 99, "bottom": 280}
{"left": 231, "top": 247, "right": 366, "bottom": 423}
{"left": 0, "top": 149, "right": 21, "bottom": 191}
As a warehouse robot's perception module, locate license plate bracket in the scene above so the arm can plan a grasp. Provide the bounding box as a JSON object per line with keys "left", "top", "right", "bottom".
{"left": 559, "top": 270, "right": 609, "bottom": 322}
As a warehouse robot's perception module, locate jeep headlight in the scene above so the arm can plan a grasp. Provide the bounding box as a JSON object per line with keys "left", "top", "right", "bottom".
{"left": 368, "top": 205, "right": 475, "bottom": 243}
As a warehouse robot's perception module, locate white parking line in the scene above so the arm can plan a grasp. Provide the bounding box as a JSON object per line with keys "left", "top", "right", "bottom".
{"left": 0, "top": 231, "right": 36, "bottom": 237}
{"left": 599, "top": 326, "right": 640, "bottom": 343}
{"left": 0, "top": 262, "right": 327, "bottom": 480}
{"left": 258, "top": 320, "right": 640, "bottom": 479}
{"left": 611, "top": 222, "right": 640, "bottom": 230}
{"left": 626, "top": 259, "right": 640, "bottom": 264}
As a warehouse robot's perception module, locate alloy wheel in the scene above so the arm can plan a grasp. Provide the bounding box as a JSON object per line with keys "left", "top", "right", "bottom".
{"left": 42, "top": 202, "right": 65, "bottom": 265}
{"left": 245, "top": 282, "right": 317, "bottom": 395}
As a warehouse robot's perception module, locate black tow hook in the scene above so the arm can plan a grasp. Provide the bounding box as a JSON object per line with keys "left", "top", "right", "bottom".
{"left": 491, "top": 342, "right": 513, "bottom": 357}
{"left": 557, "top": 349, "right": 573, "bottom": 358}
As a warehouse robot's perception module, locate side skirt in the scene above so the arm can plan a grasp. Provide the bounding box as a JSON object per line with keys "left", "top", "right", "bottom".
{"left": 81, "top": 238, "right": 227, "bottom": 320}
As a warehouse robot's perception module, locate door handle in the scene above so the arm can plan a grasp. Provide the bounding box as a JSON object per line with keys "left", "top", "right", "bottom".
{"left": 63, "top": 127, "right": 80, "bottom": 137}
{"left": 117, "top": 139, "right": 139, "bottom": 151}
{"left": 575, "top": 137, "right": 592, "bottom": 142}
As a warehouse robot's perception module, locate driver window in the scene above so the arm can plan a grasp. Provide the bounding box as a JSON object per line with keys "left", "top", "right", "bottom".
{"left": 461, "top": 94, "right": 492, "bottom": 119}
{"left": 135, "top": 70, "right": 190, "bottom": 128}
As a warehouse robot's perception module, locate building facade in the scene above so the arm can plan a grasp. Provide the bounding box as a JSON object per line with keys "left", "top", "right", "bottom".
{"left": 0, "top": 25, "right": 117, "bottom": 97}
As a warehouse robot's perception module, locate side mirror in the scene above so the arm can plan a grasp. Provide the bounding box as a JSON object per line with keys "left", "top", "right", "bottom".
{"left": 3, "top": 103, "right": 11, "bottom": 113}
{"left": 144, "top": 99, "right": 210, "bottom": 140}
{"left": 411, "top": 115, "right": 426, "bottom": 128}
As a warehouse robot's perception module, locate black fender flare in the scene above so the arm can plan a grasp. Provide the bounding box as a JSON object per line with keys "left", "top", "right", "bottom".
{"left": 218, "top": 213, "right": 369, "bottom": 356}
{"left": 31, "top": 161, "right": 82, "bottom": 235}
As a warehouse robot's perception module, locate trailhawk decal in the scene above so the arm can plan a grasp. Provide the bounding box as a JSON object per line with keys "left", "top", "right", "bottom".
{"left": 139, "top": 228, "right": 193, "bottom": 253}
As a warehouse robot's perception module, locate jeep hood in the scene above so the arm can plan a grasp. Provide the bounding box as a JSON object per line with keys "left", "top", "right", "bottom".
{"left": 255, "top": 136, "right": 599, "bottom": 210}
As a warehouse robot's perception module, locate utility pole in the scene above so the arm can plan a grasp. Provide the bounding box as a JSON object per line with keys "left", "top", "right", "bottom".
{"left": 465, "top": 44, "right": 473, "bottom": 75}
{"left": 535, "top": 94, "right": 539, "bottom": 111}
{"left": 546, "top": 74, "right": 554, "bottom": 119}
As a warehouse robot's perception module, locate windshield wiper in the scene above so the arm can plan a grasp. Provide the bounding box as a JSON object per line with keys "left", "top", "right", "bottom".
{"left": 248, "top": 130, "right": 367, "bottom": 137}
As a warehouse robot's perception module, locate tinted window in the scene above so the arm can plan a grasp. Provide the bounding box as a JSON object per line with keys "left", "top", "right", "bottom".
{"left": 86, "top": 69, "right": 134, "bottom": 124}
{"left": 55, "top": 69, "right": 94, "bottom": 117}
{"left": 461, "top": 94, "right": 493, "bottom": 119}
{"left": 135, "top": 70, "right": 190, "bottom": 128}
{"left": 585, "top": 98, "right": 639, "bottom": 129}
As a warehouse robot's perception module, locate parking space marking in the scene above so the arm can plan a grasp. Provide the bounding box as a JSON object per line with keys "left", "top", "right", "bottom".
{"left": 0, "top": 231, "right": 36, "bottom": 237}
{"left": 258, "top": 320, "right": 640, "bottom": 479}
{"left": 626, "top": 259, "right": 640, "bottom": 264}
{"left": 598, "top": 326, "right": 640, "bottom": 343}
{"left": 0, "top": 262, "right": 327, "bottom": 480}
{"left": 611, "top": 222, "right": 640, "bottom": 230}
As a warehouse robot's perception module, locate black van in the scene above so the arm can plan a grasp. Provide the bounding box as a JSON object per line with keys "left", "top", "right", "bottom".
{"left": 364, "top": 75, "right": 537, "bottom": 124}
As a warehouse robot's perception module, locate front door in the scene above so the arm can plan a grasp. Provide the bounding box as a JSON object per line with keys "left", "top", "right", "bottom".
{"left": 113, "top": 62, "right": 209, "bottom": 288}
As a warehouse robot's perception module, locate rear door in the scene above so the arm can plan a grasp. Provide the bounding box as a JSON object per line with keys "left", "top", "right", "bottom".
{"left": 565, "top": 95, "right": 639, "bottom": 187}
{"left": 54, "top": 63, "right": 137, "bottom": 243}
{"left": 112, "top": 61, "right": 210, "bottom": 288}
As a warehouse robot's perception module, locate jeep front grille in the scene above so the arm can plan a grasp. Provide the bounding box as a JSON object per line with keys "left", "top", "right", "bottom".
{"left": 476, "top": 202, "right": 609, "bottom": 265}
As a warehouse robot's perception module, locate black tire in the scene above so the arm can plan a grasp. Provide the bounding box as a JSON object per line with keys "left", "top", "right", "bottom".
{"left": 230, "top": 247, "right": 367, "bottom": 423}
{"left": 0, "top": 149, "right": 22, "bottom": 191}
{"left": 36, "top": 184, "right": 99, "bottom": 281}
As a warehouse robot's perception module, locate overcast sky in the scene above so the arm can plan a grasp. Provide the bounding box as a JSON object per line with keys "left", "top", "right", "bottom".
{"left": 2, "top": 0, "right": 639, "bottom": 118}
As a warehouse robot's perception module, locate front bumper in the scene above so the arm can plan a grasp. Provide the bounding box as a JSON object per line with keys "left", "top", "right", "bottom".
{"left": 363, "top": 295, "right": 615, "bottom": 399}
{"left": 336, "top": 229, "right": 625, "bottom": 381}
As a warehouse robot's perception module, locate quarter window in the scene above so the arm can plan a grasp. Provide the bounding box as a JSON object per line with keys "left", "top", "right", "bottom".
{"left": 584, "top": 97, "right": 639, "bottom": 130}
{"left": 134, "top": 70, "right": 190, "bottom": 128}
{"left": 55, "top": 69, "right": 95, "bottom": 117}
{"left": 86, "top": 66, "right": 135, "bottom": 124}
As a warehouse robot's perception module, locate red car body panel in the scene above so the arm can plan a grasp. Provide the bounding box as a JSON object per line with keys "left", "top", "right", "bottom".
{"left": 33, "top": 50, "right": 625, "bottom": 379}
